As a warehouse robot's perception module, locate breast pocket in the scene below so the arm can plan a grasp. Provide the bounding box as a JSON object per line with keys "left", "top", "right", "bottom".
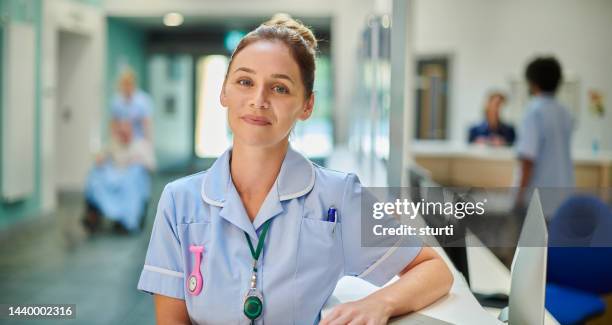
{"left": 178, "top": 222, "right": 211, "bottom": 296}
{"left": 295, "top": 217, "right": 343, "bottom": 323}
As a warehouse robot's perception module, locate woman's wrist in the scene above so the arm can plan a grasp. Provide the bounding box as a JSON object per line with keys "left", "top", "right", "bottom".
{"left": 363, "top": 293, "right": 397, "bottom": 319}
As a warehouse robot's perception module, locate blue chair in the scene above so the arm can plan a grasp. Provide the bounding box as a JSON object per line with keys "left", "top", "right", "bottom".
{"left": 546, "top": 195, "right": 612, "bottom": 324}
{"left": 545, "top": 283, "right": 605, "bottom": 325}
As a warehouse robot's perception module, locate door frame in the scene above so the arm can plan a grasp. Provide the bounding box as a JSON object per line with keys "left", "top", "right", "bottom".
{"left": 41, "top": 0, "right": 105, "bottom": 212}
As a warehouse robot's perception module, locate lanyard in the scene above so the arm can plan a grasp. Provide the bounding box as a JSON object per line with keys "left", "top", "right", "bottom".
{"left": 243, "top": 219, "right": 272, "bottom": 324}
{"left": 244, "top": 219, "right": 272, "bottom": 267}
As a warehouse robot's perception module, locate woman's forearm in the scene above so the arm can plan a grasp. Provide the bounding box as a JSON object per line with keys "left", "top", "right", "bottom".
{"left": 154, "top": 294, "right": 191, "bottom": 325}
{"left": 368, "top": 248, "right": 453, "bottom": 317}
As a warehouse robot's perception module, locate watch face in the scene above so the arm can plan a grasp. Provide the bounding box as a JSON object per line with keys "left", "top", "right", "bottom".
{"left": 188, "top": 276, "right": 197, "bottom": 292}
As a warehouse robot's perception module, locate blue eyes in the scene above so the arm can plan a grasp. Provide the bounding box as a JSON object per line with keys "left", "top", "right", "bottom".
{"left": 236, "top": 79, "right": 289, "bottom": 94}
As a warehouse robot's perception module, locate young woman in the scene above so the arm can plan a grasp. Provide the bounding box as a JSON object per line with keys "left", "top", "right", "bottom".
{"left": 138, "top": 15, "right": 453, "bottom": 325}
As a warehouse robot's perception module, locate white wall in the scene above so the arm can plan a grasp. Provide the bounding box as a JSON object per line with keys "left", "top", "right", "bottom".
{"left": 414, "top": 0, "right": 612, "bottom": 151}
{"left": 1, "top": 22, "right": 36, "bottom": 202}
{"left": 41, "top": 0, "right": 58, "bottom": 212}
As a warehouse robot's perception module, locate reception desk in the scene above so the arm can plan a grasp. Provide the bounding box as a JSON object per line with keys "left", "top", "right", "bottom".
{"left": 412, "top": 141, "right": 612, "bottom": 188}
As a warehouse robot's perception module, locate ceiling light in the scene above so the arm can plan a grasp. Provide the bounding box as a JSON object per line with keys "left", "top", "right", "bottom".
{"left": 163, "top": 13, "right": 184, "bottom": 27}
{"left": 381, "top": 15, "right": 391, "bottom": 29}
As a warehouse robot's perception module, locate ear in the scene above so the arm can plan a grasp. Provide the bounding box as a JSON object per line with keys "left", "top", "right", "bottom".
{"left": 528, "top": 82, "right": 540, "bottom": 95}
{"left": 220, "top": 82, "right": 228, "bottom": 108}
{"left": 298, "top": 92, "right": 315, "bottom": 121}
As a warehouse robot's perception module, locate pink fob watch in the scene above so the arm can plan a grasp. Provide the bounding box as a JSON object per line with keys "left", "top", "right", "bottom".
{"left": 187, "top": 245, "right": 204, "bottom": 296}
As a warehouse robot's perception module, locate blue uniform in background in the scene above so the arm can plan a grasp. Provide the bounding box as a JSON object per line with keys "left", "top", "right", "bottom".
{"left": 516, "top": 94, "right": 574, "bottom": 188}
{"left": 516, "top": 94, "right": 575, "bottom": 217}
{"left": 111, "top": 89, "right": 153, "bottom": 139}
{"left": 137, "top": 146, "right": 421, "bottom": 324}
{"left": 468, "top": 121, "right": 516, "bottom": 145}
{"left": 85, "top": 163, "right": 151, "bottom": 232}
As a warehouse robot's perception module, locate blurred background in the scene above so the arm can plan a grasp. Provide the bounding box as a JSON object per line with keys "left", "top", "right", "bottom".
{"left": 0, "top": 0, "right": 611, "bottom": 324}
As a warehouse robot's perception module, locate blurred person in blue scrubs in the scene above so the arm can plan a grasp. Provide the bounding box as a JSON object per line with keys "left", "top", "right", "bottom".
{"left": 111, "top": 68, "right": 153, "bottom": 142}
{"left": 82, "top": 68, "right": 156, "bottom": 233}
{"left": 516, "top": 57, "right": 574, "bottom": 210}
{"left": 137, "top": 14, "right": 453, "bottom": 325}
{"left": 468, "top": 91, "right": 515, "bottom": 146}
{"left": 82, "top": 121, "right": 155, "bottom": 233}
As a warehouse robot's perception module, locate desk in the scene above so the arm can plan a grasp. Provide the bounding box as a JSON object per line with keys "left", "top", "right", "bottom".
{"left": 322, "top": 245, "right": 561, "bottom": 324}
{"left": 412, "top": 141, "right": 612, "bottom": 188}
{"left": 324, "top": 147, "right": 558, "bottom": 324}
{"left": 322, "top": 247, "right": 503, "bottom": 325}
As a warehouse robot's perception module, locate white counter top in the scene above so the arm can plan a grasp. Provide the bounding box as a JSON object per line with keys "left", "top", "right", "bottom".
{"left": 411, "top": 140, "right": 612, "bottom": 165}
{"left": 322, "top": 247, "right": 504, "bottom": 325}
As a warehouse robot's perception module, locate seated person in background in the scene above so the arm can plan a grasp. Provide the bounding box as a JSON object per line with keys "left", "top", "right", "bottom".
{"left": 468, "top": 91, "right": 516, "bottom": 146}
{"left": 82, "top": 121, "right": 155, "bottom": 233}
{"left": 100, "top": 121, "right": 156, "bottom": 171}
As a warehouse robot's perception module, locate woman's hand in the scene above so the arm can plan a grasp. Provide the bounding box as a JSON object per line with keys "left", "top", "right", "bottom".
{"left": 320, "top": 297, "right": 392, "bottom": 325}
{"left": 321, "top": 247, "right": 452, "bottom": 325}
{"left": 95, "top": 153, "right": 106, "bottom": 166}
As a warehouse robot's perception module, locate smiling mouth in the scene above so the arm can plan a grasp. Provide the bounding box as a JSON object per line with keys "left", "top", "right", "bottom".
{"left": 241, "top": 115, "right": 271, "bottom": 126}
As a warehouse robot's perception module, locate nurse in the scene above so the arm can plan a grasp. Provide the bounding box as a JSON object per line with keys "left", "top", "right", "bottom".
{"left": 516, "top": 56, "right": 574, "bottom": 216}
{"left": 111, "top": 68, "right": 153, "bottom": 142}
{"left": 138, "top": 15, "right": 453, "bottom": 324}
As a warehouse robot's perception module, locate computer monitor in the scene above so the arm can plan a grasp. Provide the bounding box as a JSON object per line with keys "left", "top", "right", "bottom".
{"left": 502, "top": 190, "right": 548, "bottom": 325}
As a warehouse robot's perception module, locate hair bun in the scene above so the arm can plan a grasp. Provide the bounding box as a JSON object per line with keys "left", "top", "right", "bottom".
{"left": 264, "top": 13, "right": 318, "bottom": 51}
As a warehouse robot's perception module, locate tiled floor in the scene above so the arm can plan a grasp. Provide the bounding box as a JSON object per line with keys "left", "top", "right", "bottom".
{"left": 0, "top": 174, "right": 183, "bottom": 325}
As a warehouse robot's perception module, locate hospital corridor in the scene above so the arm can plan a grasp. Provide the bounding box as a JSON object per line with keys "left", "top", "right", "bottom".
{"left": 1, "top": 0, "right": 612, "bottom": 324}
{"left": 0, "top": 173, "right": 184, "bottom": 324}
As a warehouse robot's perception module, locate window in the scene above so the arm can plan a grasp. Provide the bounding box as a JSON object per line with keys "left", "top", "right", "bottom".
{"left": 415, "top": 57, "right": 450, "bottom": 140}
{"left": 194, "top": 55, "right": 232, "bottom": 158}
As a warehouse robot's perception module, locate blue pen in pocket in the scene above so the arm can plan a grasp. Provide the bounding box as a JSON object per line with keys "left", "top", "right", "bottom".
{"left": 327, "top": 207, "right": 336, "bottom": 222}
{"left": 327, "top": 206, "right": 337, "bottom": 233}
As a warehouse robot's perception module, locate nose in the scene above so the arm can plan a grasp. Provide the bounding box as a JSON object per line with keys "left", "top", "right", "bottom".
{"left": 250, "top": 86, "right": 270, "bottom": 110}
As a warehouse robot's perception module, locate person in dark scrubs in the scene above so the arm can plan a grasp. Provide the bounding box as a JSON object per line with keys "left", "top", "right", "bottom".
{"left": 468, "top": 92, "right": 516, "bottom": 146}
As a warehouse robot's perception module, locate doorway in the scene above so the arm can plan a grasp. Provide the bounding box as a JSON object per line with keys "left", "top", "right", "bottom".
{"left": 55, "top": 31, "right": 92, "bottom": 192}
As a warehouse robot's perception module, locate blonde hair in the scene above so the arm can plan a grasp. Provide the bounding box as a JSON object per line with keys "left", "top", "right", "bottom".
{"left": 117, "top": 67, "right": 137, "bottom": 92}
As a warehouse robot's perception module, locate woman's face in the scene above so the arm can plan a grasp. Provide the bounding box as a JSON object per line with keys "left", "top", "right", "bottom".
{"left": 221, "top": 40, "right": 314, "bottom": 148}
{"left": 486, "top": 95, "right": 504, "bottom": 125}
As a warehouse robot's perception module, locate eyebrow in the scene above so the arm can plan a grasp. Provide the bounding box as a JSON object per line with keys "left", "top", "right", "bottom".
{"left": 234, "top": 67, "right": 255, "bottom": 74}
{"left": 271, "top": 73, "right": 294, "bottom": 84}
{"left": 233, "top": 67, "right": 295, "bottom": 84}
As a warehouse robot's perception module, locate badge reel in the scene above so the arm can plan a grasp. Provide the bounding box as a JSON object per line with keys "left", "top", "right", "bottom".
{"left": 243, "top": 261, "right": 263, "bottom": 322}
{"left": 187, "top": 245, "right": 204, "bottom": 296}
{"left": 242, "top": 219, "right": 272, "bottom": 323}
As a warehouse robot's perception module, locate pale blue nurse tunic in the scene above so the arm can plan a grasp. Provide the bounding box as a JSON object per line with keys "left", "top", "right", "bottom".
{"left": 516, "top": 94, "right": 575, "bottom": 188}
{"left": 516, "top": 94, "right": 575, "bottom": 216}
{"left": 137, "top": 146, "right": 421, "bottom": 324}
{"left": 111, "top": 89, "right": 152, "bottom": 140}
